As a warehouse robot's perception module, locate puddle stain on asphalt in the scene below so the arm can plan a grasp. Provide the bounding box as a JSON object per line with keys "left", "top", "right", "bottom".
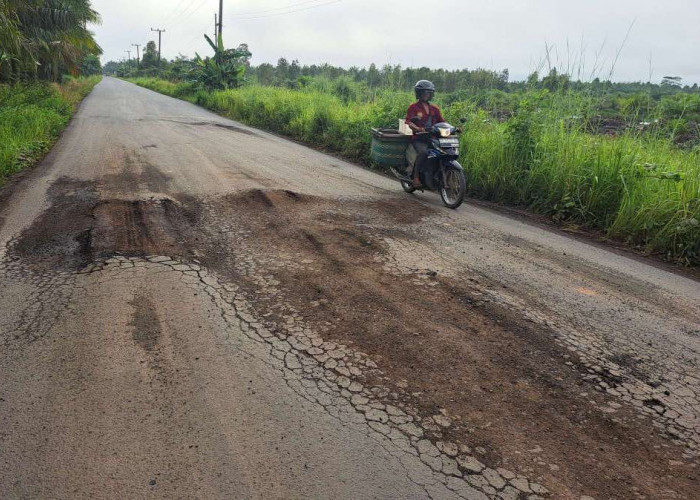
{"left": 130, "top": 290, "right": 161, "bottom": 352}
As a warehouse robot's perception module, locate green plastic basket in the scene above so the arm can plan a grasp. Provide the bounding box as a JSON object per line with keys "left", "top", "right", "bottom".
{"left": 370, "top": 128, "right": 410, "bottom": 167}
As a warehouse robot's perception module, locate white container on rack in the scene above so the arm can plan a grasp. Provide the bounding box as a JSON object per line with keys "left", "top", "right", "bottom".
{"left": 398, "top": 119, "right": 413, "bottom": 135}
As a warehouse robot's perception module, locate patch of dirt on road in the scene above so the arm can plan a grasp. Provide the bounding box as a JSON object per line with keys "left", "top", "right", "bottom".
{"left": 7, "top": 176, "right": 200, "bottom": 271}
{"left": 192, "top": 189, "right": 699, "bottom": 500}
{"left": 212, "top": 122, "right": 259, "bottom": 136}
{"left": 9, "top": 178, "right": 97, "bottom": 271}
{"left": 91, "top": 198, "right": 196, "bottom": 257}
{"left": 156, "top": 119, "right": 261, "bottom": 137}
{"left": 98, "top": 149, "right": 173, "bottom": 197}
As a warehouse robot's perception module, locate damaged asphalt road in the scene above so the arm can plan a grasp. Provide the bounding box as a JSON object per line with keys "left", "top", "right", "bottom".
{"left": 1, "top": 77, "right": 699, "bottom": 500}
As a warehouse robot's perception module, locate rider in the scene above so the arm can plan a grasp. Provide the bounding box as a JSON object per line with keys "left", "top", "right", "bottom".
{"left": 405, "top": 80, "right": 445, "bottom": 187}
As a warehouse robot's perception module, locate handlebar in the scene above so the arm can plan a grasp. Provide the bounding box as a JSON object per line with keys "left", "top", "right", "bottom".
{"left": 414, "top": 126, "right": 462, "bottom": 137}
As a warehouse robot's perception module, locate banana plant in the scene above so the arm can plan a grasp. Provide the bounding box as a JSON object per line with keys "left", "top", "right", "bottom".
{"left": 191, "top": 33, "right": 251, "bottom": 91}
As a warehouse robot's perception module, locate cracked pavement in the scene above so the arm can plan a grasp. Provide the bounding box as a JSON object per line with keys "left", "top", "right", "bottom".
{"left": 1, "top": 78, "right": 699, "bottom": 499}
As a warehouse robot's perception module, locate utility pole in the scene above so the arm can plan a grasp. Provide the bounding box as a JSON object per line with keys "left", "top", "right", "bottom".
{"left": 150, "top": 28, "right": 166, "bottom": 63}
{"left": 131, "top": 43, "right": 141, "bottom": 69}
{"left": 124, "top": 50, "right": 131, "bottom": 69}
{"left": 218, "top": 0, "right": 223, "bottom": 39}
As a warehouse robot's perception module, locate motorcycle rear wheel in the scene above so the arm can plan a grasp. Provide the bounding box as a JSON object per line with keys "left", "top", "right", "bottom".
{"left": 440, "top": 169, "right": 466, "bottom": 209}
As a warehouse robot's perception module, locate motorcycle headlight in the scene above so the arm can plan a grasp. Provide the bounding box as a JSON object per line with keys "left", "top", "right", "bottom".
{"left": 439, "top": 127, "right": 451, "bottom": 137}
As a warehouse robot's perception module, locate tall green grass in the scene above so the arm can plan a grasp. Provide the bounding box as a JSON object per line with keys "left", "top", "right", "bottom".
{"left": 130, "top": 77, "right": 700, "bottom": 265}
{"left": 0, "top": 76, "right": 101, "bottom": 183}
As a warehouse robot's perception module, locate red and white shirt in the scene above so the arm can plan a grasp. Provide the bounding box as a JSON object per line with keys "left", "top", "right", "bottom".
{"left": 405, "top": 101, "right": 445, "bottom": 131}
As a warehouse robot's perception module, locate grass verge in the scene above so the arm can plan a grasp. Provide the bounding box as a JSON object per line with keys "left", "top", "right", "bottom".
{"left": 128, "top": 77, "right": 700, "bottom": 266}
{"left": 0, "top": 76, "right": 102, "bottom": 185}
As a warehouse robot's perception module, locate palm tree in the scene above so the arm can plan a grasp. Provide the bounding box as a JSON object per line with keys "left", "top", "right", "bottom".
{"left": 0, "top": 0, "right": 102, "bottom": 82}
{"left": 0, "top": 1, "right": 24, "bottom": 79}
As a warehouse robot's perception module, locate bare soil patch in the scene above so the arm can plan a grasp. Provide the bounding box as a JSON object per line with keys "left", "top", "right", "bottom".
{"left": 8, "top": 176, "right": 199, "bottom": 272}
{"left": 194, "top": 189, "right": 698, "bottom": 500}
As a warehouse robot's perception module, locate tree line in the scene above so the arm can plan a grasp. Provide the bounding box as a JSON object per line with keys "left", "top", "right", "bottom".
{"left": 110, "top": 50, "right": 698, "bottom": 100}
{"left": 247, "top": 59, "right": 699, "bottom": 97}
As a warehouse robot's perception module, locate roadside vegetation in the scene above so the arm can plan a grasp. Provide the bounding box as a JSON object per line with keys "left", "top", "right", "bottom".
{"left": 0, "top": 0, "right": 102, "bottom": 184}
{"left": 108, "top": 44, "right": 699, "bottom": 266}
{"left": 0, "top": 76, "right": 101, "bottom": 183}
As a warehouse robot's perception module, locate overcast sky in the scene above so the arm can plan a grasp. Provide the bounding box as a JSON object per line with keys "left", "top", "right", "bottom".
{"left": 91, "top": 0, "right": 700, "bottom": 84}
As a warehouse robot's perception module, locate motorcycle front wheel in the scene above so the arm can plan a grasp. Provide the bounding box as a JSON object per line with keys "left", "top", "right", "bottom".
{"left": 401, "top": 180, "right": 417, "bottom": 193}
{"left": 440, "top": 168, "right": 466, "bottom": 209}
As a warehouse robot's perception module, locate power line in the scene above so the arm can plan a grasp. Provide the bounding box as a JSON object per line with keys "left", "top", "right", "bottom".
{"left": 162, "top": 0, "right": 190, "bottom": 24}
{"left": 164, "top": 0, "right": 199, "bottom": 27}
{"left": 181, "top": 20, "right": 214, "bottom": 49}
{"left": 166, "top": 0, "right": 210, "bottom": 29}
{"left": 155, "top": 0, "right": 344, "bottom": 60}
{"left": 229, "top": 0, "right": 343, "bottom": 20}
{"left": 228, "top": 0, "right": 332, "bottom": 17}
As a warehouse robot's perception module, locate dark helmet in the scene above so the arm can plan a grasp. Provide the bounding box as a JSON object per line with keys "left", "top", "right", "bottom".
{"left": 414, "top": 80, "right": 436, "bottom": 100}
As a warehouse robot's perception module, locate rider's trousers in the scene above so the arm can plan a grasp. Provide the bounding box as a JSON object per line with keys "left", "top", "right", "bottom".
{"left": 406, "top": 141, "right": 429, "bottom": 178}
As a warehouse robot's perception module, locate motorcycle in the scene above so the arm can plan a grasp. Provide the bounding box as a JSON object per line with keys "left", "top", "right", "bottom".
{"left": 390, "top": 120, "right": 467, "bottom": 209}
